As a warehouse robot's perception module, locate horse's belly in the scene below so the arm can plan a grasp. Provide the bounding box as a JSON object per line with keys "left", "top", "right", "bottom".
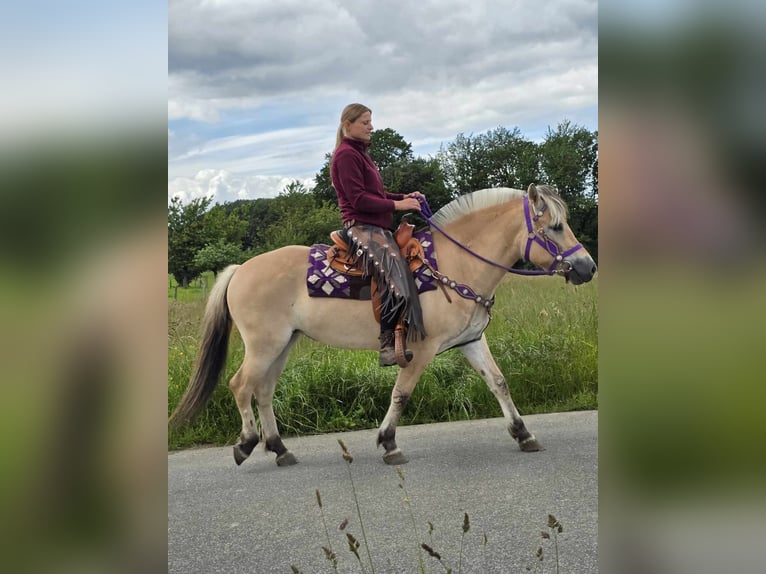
{"left": 294, "top": 297, "right": 380, "bottom": 350}
{"left": 435, "top": 309, "right": 491, "bottom": 354}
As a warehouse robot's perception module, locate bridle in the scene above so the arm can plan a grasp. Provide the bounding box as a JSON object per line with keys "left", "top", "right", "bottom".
{"left": 420, "top": 194, "right": 583, "bottom": 278}
{"left": 522, "top": 194, "right": 584, "bottom": 275}
{"left": 415, "top": 194, "right": 584, "bottom": 314}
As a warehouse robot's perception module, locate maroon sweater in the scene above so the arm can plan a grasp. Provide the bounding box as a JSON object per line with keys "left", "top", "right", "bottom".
{"left": 331, "top": 137, "right": 404, "bottom": 229}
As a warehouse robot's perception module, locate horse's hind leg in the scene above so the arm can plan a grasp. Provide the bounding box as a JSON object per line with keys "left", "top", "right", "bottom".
{"left": 459, "top": 335, "right": 542, "bottom": 452}
{"left": 230, "top": 363, "right": 260, "bottom": 465}
{"left": 230, "top": 332, "right": 300, "bottom": 466}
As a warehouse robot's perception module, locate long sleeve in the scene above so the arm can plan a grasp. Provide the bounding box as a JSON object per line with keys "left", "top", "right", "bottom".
{"left": 333, "top": 150, "right": 395, "bottom": 214}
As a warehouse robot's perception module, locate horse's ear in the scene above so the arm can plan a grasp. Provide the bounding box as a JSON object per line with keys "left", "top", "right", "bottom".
{"left": 527, "top": 183, "right": 539, "bottom": 201}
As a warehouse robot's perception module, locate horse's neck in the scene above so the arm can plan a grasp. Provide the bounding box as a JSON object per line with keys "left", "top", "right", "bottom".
{"left": 431, "top": 202, "right": 524, "bottom": 294}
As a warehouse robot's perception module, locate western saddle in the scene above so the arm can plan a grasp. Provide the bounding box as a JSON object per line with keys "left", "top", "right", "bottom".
{"left": 328, "top": 219, "right": 424, "bottom": 279}
{"left": 327, "top": 221, "right": 426, "bottom": 367}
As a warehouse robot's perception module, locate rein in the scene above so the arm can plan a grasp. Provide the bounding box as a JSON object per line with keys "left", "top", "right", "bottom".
{"left": 415, "top": 194, "right": 583, "bottom": 312}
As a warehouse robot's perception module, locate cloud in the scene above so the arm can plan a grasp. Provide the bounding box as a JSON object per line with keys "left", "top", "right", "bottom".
{"left": 169, "top": 0, "right": 596, "bottom": 102}
{"left": 168, "top": 170, "right": 316, "bottom": 205}
{"left": 168, "top": 0, "right": 597, "bottom": 202}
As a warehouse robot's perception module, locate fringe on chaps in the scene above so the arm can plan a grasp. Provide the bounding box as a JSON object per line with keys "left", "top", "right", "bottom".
{"left": 346, "top": 224, "right": 427, "bottom": 341}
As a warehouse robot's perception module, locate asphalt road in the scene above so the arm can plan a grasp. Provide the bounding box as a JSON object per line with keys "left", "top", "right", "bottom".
{"left": 168, "top": 411, "right": 598, "bottom": 573}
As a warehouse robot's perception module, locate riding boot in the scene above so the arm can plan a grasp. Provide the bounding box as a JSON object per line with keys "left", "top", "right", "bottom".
{"left": 378, "top": 330, "right": 398, "bottom": 367}
{"left": 379, "top": 329, "right": 414, "bottom": 367}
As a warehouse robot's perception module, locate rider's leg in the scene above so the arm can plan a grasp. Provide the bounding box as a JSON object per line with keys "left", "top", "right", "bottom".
{"left": 378, "top": 307, "right": 399, "bottom": 367}
{"left": 378, "top": 305, "right": 414, "bottom": 367}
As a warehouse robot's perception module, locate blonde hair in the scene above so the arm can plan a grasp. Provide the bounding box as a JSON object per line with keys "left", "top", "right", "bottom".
{"left": 334, "top": 103, "right": 371, "bottom": 152}
{"left": 330, "top": 104, "right": 372, "bottom": 187}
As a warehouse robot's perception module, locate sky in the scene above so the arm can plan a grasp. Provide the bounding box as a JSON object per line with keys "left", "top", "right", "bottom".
{"left": 168, "top": 0, "right": 598, "bottom": 205}
{"left": 1, "top": 1, "right": 165, "bottom": 144}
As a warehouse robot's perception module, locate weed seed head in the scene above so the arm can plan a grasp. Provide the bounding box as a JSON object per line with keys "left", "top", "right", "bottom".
{"left": 346, "top": 532, "right": 360, "bottom": 558}
{"left": 421, "top": 543, "right": 441, "bottom": 560}
{"left": 337, "top": 439, "right": 354, "bottom": 463}
{"left": 322, "top": 546, "right": 336, "bottom": 562}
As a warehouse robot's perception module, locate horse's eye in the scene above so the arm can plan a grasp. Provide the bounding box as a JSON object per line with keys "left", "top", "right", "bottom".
{"left": 550, "top": 223, "right": 563, "bottom": 233}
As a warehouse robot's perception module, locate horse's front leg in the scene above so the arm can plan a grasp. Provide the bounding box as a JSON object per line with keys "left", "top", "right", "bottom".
{"left": 377, "top": 357, "right": 430, "bottom": 465}
{"left": 459, "top": 335, "right": 542, "bottom": 452}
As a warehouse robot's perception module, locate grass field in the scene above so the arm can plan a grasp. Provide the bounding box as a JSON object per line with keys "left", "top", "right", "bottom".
{"left": 168, "top": 273, "right": 597, "bottom": 449}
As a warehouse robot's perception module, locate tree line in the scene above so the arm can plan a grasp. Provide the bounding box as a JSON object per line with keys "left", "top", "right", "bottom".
{"left": 168, "top": 121, "right": 598, "bottom": 287}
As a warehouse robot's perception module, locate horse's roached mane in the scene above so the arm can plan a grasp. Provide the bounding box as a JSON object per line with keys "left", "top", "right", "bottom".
{"left": 430, "top": 185, "right": 568, "bottom": 228}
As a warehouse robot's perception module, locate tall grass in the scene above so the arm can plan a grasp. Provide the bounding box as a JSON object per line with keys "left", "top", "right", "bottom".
{"left": 302, "top": 442, "right": 570, "bottom": 573}
{"left": 168, "top": 275, "right": 597, "bottom": 449}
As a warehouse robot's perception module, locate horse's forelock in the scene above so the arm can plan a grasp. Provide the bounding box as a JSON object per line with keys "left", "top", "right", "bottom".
{"left": 534, "top": 185, "right": 568, "bottom": 226}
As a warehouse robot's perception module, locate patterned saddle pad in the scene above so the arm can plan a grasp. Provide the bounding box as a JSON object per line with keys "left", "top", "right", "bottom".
{"left": 307, "top": 230, "right": 439, "bottom": 300}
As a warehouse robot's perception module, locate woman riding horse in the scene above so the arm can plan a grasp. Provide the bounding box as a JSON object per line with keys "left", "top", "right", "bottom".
{"left": 330, "top": 103, "right": 427, "bottom": 366}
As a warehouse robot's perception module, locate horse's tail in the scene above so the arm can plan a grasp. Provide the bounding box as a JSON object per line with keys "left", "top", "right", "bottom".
{"left": 169, "top": 264, "right": 240, "bottom": 428}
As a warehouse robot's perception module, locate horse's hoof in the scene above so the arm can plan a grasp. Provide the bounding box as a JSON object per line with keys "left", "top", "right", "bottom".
{"left": 383, "top": 448, "right": 408, "bottom": 465}
{"left": 233, "top": 445, "right": 249, "bottom": 466}
{"left": 519, "top": 437, "right": 543, "bottom": 452}
{"left": 276, "top": 452, "right": 298, "bottom": 466}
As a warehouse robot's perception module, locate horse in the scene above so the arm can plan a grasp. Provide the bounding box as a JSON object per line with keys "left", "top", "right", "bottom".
{"left": 169, "top": 183, "right": 597, "bottom": 466}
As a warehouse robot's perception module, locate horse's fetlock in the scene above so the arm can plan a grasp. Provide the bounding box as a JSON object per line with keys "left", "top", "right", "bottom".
{"left": 265, "top": 435, "right": 287, "bottom": 456}
{"left": 377, "top": 427, "right": 397, "bottom": 452}
{"left": 509, "top": 419, "right": 530, "bottom": 442}
{"left": 238, "top": 433, "right": 259, "bottom": 455}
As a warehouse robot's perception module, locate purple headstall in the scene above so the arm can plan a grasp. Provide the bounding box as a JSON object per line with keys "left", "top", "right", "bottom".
{"left": 522, "top": 194, "right": 583, "bottom": 274}
{"left": 420, "top": 194, "right": 582, "bottom": 277}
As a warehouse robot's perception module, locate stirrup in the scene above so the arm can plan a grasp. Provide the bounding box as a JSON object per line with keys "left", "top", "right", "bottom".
{"left": 379, "top": 330, "right": 412, "bottom": 368}
{"left": 394, "top": 327, "right": 413, "bottom": 367}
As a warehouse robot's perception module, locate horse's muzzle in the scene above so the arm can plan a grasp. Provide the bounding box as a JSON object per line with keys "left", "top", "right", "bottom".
{"left": 565, "top": 257, "right": 597, "bottom": 285}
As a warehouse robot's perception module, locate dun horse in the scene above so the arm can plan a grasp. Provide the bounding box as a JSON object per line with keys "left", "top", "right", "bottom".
{"left": 170, "top": 184, "right": 596, "bottom": 466}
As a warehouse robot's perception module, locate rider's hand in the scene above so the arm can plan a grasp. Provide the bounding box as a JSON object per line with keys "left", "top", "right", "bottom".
{"left": 394, "top": 197, "right": 422, "bottom": 211}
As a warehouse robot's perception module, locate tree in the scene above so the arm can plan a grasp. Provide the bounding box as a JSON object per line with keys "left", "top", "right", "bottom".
{"left": 540, "top": 121, "right": 597, "bottom": 200}
{"left": 590, "top": 132, "right": 598, "bottom": 198}
{"left": 437, "top": 132, "right": 494, "bottom": 196}
{"left": 205, "top": 203, "right": 248, "bottom": 245}
{"left": 193, "top": 239, "right": 246, "bottom": 275}
{"left": 438, "top": 127, "right": 544, "bottom": 197}
{"left": 311, "top": 152, "right": 335, "bottom": 204}
{"left": 368, "top": 127, "right": 413, "bottom": 169}
{"left": 263, "top": 181, "right": 341, "bottom": 250}
{"left": 168, "top": 196, "right": 215, "bottom": 287}
{"left": 484, "top": 126, "right": 542, "bottom": 189}
{"left": 539, "top": 121, "right": 599, "bottom": 261}
{"left": 228, "top": 198, "right": 281, "bottom": 253}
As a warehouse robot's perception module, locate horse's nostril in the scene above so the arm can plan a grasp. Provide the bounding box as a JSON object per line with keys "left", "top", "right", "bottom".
{"left": 591, "top": 266, "right": 597, "bottom": 275}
